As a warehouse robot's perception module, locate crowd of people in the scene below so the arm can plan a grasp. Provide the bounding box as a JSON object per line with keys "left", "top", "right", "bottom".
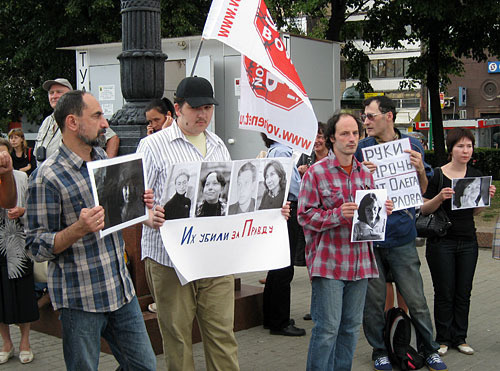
{"left": 0, "top": 75, "right": 497, "bottom": 371}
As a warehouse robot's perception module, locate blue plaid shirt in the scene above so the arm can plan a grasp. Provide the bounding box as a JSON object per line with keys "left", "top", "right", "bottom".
{"left": 26, "top": 144, "right": 135, "bottom": 312}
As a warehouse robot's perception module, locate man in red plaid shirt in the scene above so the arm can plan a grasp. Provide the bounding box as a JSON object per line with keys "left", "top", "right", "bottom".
{"left": 298, "top": 112, "right": 393, "bottom": 370}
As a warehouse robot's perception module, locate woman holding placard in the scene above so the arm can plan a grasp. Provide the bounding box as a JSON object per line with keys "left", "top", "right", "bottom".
{"left": 420, "top": 128, "right": 496, "bottom": 356}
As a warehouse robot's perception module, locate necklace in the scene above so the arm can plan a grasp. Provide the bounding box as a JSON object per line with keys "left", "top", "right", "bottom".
{"left": 268, "top": 188, "right": 280, "bottom": 198}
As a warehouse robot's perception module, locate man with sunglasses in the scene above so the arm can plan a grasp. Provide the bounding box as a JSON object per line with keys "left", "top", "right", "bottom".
{"left": 355, "top": 96, "right": 447, "bottom": 371}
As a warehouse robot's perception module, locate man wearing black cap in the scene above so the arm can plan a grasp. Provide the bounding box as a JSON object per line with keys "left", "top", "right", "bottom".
{"left": 137, "top": 77, "right": 240, "bottom": 371}
{"left": 34, "top": 78, "right": 73, "bottom": 165}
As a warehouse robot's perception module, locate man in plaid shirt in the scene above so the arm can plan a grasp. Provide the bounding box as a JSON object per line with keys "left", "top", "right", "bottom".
{"left": 298, "top": 112, "right": 392, "bottom": 370}
{"left": 26, "top": 91, "right": 156, "bottom": 371}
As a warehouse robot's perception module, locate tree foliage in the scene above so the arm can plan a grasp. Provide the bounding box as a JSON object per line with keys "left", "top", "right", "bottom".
{"left": 363, "top": 0, "right": 500, "bottom": 164}
{"left": 0, "top": 0, "right": 121, "bottom": 126}
{"left": 0, "top": 0, "right": 210, "bottom": 129}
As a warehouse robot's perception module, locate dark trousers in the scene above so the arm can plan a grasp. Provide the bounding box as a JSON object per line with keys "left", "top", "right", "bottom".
{"left": 263, "top": 202, "right": 299, "bottom": 330}
{"left": 425, "top": 237, "right": 478, "bottom": 346}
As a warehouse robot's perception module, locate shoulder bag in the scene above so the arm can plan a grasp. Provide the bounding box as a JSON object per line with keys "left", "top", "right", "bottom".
{"left": 415, "top": 167, "right": 452, "bottom": 238}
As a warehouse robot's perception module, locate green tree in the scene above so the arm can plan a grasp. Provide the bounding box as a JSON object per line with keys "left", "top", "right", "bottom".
{"left": 0, "top": 0, "right": 121, "bottom": 126}
{"left": 363, "top": 0, "right": 500, "bottom": 164}
{"left": 0, "top": 0, "right": 209, "bottom": 129}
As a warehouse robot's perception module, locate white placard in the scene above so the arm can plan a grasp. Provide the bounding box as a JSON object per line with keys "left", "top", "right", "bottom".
{"left": 361, "top": 138, "right": 423, "bottom": 211}
{"left": 161, "top": 210, "right": 290, "bottom": 285}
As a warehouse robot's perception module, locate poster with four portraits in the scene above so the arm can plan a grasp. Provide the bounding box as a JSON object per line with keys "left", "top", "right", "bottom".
{"left": 159, "top": 158, "right": 294, "bottom": 219}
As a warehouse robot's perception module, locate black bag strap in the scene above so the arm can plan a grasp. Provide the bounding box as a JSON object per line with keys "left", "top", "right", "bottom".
{"left": 436, "top": 167, "right": 443, "bottom": 191}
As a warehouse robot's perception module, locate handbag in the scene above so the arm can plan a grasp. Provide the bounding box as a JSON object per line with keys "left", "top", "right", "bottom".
{"left": 415, "top": 167, "right": 452, "bottom": 238}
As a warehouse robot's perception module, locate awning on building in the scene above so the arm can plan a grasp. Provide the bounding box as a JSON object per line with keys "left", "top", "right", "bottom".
{"left": 395, "top": 108, "right": 420, "bottom": 127}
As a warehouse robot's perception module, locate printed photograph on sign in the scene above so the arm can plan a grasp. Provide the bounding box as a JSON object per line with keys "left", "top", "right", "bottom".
{"left": 451, "top": 176, "right": 492, "bottom": 210}
{"left": 227, "top": 160, "right": 260, "bottom": 215}
{"left": 88, "top": 153, "right": 148, "bottom": 238}
{"left": 351, "top": 189, "right": 388, "bottom": 242}
{"left": 162, "top": 163, "right": 201, "bottom": 220}
{"left": 196, "top": 162, "right": 232, "bottom": 217}
{"left": 257, "top": 158, "right": 292, "bottom": 210}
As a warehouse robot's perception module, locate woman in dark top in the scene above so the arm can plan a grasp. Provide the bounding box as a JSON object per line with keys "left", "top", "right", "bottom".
{"left": 196, "top": 171, "right": 227, "bottom": 217}
{"left": 421, "top": 128, "right": 496, "bottom": 357}
{"left": 8, "top": 129, "right": 36, "bottom": 177}
{"left": 258, "top": 160, "right": 286, "bottom": 210}
{"left": 164, "top": 171, "right": 191, "bottom": 220}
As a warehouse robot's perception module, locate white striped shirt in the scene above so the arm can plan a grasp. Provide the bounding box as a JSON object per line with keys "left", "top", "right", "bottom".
{"left": 136, "top": 121, "right": 231, "bottom": 267}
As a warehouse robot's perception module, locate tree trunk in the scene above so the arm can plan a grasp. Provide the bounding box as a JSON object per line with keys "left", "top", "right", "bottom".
{"left": 426, "top": 36, "right": 447, "bottom": 166}
{"left": 326, "top": 0, "right": 347, "bottom": 42}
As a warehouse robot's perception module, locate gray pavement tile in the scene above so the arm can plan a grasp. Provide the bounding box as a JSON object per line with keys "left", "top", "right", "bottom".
{"left": 2, "top": 246, "right": 499, "bottom": 370}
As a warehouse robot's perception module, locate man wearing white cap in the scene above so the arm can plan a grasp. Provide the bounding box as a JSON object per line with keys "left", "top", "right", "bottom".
{"left": 34, "top": 78, "right": 73, "bottom": 165}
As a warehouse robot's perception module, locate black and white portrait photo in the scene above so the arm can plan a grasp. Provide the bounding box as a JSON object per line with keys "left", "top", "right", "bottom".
{"left": 196, "top": 162, "right": 231, "bottom": 218}
{"left": 163, "top": 164, "right": 199, "bottom": 220}
{"left": 257, "top": 159, "right": 290, "bottom": 210}
{"left": 88, "top": 153, "right": 148, "bottom": 238}
{"left": 351, "top": 189, "right": 388, "bottom": 242}
{"left": 228, "top": 161, "right": 259, "bottom": 215}
{"left": 452, "top": 176, "right": 492, "bottom": 210}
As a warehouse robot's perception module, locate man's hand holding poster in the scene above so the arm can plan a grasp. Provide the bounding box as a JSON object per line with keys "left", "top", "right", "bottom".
{"left": 159, "top": 157, "right": 293, "bottom": 284}
{"left": 361, "top": 138, "right": 423, "bottom": 211}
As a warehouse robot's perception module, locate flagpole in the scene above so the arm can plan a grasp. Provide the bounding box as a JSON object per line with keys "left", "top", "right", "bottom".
{"left": 190, "top": 38, "right": 205, "bottom": 77}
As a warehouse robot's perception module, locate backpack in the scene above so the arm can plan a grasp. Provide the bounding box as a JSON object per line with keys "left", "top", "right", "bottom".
{"left": 384, "top": 307, "right": 425, "bottom": 370}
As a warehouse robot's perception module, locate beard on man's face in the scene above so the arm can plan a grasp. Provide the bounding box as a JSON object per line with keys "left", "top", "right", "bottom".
{"left": 78, "top": 127, "right": 106, "bottom": 147}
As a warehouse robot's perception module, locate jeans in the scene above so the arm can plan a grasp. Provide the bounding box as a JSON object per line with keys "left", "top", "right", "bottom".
{"left": 426, "top": 237, "right": 478, "bottom": 346}
{"left": 307, "top": 277, "right": 368, "bottom": 371}
{"left": 363, "top": 240, "right": 439, "bottom": 359}
{"left": 263, "top": 202, "right": 299, "bottom": 330}
{"left": 59, "top": 296, "right": 156, "bottom": 371}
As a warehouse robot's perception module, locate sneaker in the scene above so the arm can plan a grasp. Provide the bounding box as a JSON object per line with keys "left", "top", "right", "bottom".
{"left": 374, "top": 356, "right": 392, "bottom": 371}
{"left": 425, "top": 353, "right": 448, "bottom": 371}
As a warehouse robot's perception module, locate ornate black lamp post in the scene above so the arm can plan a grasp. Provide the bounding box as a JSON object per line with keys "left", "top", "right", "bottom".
{"left": 109, "top": 0, "right": 167, "bottom": 154}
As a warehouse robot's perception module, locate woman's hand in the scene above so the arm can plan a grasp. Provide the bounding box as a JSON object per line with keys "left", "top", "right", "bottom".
{"left": 7, "top": 206, "right": 25, "bottom": 219}
{"left": 489, "top": 184, "right": 496, "bottom": 199}
{"left": 439, "top": 187, "right": 454, "bottom": 202}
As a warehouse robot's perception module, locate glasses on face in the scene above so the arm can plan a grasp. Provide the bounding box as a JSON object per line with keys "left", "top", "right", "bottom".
{"left": 360, "top": 112, "right": 386, "bottom": 121}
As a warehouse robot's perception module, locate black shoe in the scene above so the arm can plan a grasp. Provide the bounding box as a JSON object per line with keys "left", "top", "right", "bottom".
{"left": 264, "top": 318, "right": 295, "bottom": 330}
{"left": 303, "top": 313, "right": 312, "bottom": 320}
{"left": 270, "top": 324, "right": 306, "bottom": 336}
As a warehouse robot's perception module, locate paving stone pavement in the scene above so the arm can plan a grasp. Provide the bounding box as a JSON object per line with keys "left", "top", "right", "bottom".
{"left": 2, "top": 245, "right": 499, "bottom": 370}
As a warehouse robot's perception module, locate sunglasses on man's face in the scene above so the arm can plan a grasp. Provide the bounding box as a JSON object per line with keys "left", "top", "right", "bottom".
{"left": 360, "top": 112, "right": 386, "bottom": 121}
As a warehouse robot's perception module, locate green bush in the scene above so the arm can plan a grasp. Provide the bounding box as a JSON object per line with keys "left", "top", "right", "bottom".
{"left": 424, "top": 148, "right": 500, "bottom": 180}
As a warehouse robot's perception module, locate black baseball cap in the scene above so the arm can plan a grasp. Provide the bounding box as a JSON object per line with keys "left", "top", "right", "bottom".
{"left": 175, "top": 77, "right": 219, "bottom": 108}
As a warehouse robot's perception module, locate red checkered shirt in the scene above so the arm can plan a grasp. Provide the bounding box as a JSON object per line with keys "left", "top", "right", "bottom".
{"left": 297, "top": 151, "right": 379, "bottom": 281}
